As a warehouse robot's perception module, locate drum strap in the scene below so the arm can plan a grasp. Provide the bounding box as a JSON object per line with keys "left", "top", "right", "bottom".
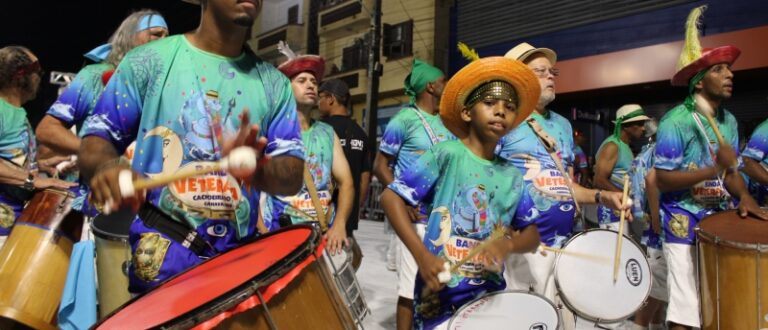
{"left": 526, "top": 118, "right": 585, "bottom": 226}
{"left": 138, "top": 204, "right": 210, "bottom": 255}
{"left": 304, "top": 166, "right": 330, "bottom": 232}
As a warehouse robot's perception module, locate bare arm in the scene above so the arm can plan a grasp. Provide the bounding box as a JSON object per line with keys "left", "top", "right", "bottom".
{"left": 743, "top": 157, "right": 768, "bottom": 186}
{"left": 656, "top": 167, "right": 717, "bottom": 193}
{"left": 646, "top": 169, "right": 661, "bottom": 234}
{"left": 36, "top": 115, "right": 80, "bottom": 155}
{"left": 254, "top": 155, "right": 304, "bottom": 196}
{"left": 358, "top": 170, "right": 371, "bottom": 209}
{"left": 373, "top": 151, "right": 396, "bottom": 186}
{"left": 593, "top": 143, "right": 621, "bottom": 192}
{"left": 0, "top": 160, "right": 29, "bottom": 185}
{"left": 79, "top": 136, "right": 120, "bottom": 183}
{"left": 330, "top": 135, "right": 353, "bottom": 231}
{"left": 724, "top": 166, "right": 768, "bottom": 219}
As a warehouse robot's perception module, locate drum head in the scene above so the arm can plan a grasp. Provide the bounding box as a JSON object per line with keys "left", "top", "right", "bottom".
{"left": 448, "top": 291, "right": 559, "bottom": 330}
{"left": 698, "top": 210, "right": 768, "bottom": 245}
{"left": 554, "top": 229, "right": 651, "bottom": 322}
{"left": 95, "top": 226, "right": 319, "bottom": 329}
{"left": 91, "top": 208, "right": 135, "bottom": 240}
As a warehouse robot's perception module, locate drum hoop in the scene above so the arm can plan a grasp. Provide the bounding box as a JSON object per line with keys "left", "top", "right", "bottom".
{"left": 553, "top": 228, "right": 652, "bottom": 323}
{"left": 90, "top": 222, "right": 130, "bottom": 241}
{"left": 446, "top": 290, "right": 561, "bottom": 329}
{"left": 695, "top": 226, "right": 768, "bottom": 252}
{"left": 95, "top": 225, "right": 322, "bottom": 329}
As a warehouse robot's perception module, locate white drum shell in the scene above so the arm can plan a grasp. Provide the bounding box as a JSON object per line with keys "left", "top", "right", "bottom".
{"left": 447, "top": 290, "right": 560, "bottom": 330}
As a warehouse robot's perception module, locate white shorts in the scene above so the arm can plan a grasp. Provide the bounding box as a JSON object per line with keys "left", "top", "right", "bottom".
{"left": 664, "top": 243, "right": 700, "bottom": 327}
{"left": 647, "top": 247, "right": 669, "bottom": 302}
{"left": 397, "top": 223, "right": 426, "bottom": 299}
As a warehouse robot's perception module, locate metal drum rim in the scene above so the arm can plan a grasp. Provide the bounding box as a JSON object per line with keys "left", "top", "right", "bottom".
{"left": 695, "top": 226, "right": 768, "bottom": 252}
{"left": 553, "top": 228, "right": 653, "bottom": 323}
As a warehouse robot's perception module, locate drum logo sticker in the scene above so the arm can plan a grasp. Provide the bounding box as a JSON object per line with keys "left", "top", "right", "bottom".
{"left": 133, "top": 232, "right": 171, "bottom": 282}
{"left": 625, "top": 258, "right": 643, "bottom": 287}
{"left": 530, "top": 323, "right": 548, "bottom": 330}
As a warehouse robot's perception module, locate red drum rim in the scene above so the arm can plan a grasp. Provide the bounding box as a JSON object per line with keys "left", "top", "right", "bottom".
{"left": 94, "top": 225, "right": 322, "bottom": 329}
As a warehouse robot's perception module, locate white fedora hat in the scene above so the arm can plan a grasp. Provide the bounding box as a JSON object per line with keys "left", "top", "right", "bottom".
{"left": 612, "top": 104, "right": 650, "bottom": 124}
{"left": 504, "top": 42, "right": 557, "bottom": 65}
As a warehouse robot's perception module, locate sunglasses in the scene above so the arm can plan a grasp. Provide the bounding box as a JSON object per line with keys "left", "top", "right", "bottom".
{"left": 15, "top": 61, "right": 44, "bottom": 79}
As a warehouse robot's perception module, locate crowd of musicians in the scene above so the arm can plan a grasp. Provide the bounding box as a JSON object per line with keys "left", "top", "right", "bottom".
{"left": 0, "top": 1, "right": 767, "bottom": 329}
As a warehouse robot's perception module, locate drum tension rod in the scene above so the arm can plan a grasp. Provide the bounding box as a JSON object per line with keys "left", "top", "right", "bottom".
{"left": 253, "top": 283, "right": 279, "bottom": 330}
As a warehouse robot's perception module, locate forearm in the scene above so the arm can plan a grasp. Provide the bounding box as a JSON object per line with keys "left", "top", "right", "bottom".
{"left": 724, "top": 170, "right": 751, "bottom": 200}
{"left": 593, "top": 176, "right": 621, "bottom": 192}
{"left": 647, "top": 171, "right": 661, "bottom": 225}
{"left": 332, "top": 179, "right": 354, "bottom": 229}
{"left": 381, "top": 189, "right": 429, "bottom": 259}
{"left": 253, "top": 155, "right": 304, "bottom": 196}
{"left": 572, "top": 184, "right": 600, "bottom": 204}
{"left": 36, "top": 116, "right": 80, "bottom": 155}
{"left": 358, "top": 171, "right": 371, "bottom": 208}
{"left": 656, "top": 167, "right": 718, "bottom": 192}
{"left": 499, "top": 225, "right": 540, "bottom": 254}
{"left": 0, "top": 160, "right": 29, "bottom": 186}
{"left": 373, "top": 152, "right": 395, "bottom": 186}
{"left": 743, "top": 158, "right": 768, "bottom": 186}
{"left": 79, "top": 136, "right": 120, "bottom": 183}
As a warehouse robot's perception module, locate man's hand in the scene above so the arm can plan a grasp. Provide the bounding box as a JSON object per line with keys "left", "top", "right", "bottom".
{"left": 737, "top": 195, "right": 768, "bottom": 220}
{"left": 416, "top": 252, "right": 447, "bottom": 293}
{"left": 716, "top": 144, "right": 737, "bottom": 170}
{"left": 34, "top": 176, "right": 77, "bottom": 190}
{"left": 600, "top": 190, "right": 634, "bottom": 222}
{"left": 38, "top": 155, "right": 76, "bottom": 176}
{"left": 407, "top": 206, "right": 427, "bottom": 223}
{"left": 222, "top": 111, "right": 269, "bottom": 176}
{"left": 325, "top": 225, "right": 348, "bottom": 256}
{"left": 89, "top": 163, "right": 143, "bottom": 213}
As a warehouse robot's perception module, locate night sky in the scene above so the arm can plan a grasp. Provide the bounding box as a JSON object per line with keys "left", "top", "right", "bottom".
{"left": 0, "top": 1, "right": 202, "bottom": 126}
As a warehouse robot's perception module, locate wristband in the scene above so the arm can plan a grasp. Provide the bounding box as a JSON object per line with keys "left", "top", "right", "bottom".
{"left": 594, "top": 189, "right": 602, "bottom": 204}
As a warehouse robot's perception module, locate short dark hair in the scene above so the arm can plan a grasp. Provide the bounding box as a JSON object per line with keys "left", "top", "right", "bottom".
{"left": 0, "top": 46, "right": 35, "bottom": 91}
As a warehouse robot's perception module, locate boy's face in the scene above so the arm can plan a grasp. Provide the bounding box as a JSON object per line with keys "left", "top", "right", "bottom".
{"left": 462, "top": 98, "right": 517, "bottom": 141}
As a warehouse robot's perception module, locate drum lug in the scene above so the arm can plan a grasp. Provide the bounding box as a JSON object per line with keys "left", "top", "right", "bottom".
{"left": 122, "top": 260, "right": 131, "bottom": 276}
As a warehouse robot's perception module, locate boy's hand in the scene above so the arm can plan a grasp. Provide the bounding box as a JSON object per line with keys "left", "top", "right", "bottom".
{"left": 417, "top": 253, "right": 447, "bottom": 293}
{"left": 480, "top": 236, "right": 512, "bottom": 271}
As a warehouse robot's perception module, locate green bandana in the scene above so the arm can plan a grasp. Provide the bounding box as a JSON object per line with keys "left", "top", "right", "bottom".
{"left": 687, "top": 69, "right": 708, "bottom": 95}
{"left": 613, "top": 108, "right": 646, "bottom": 138}
{"left": 404, "top": 59, "right": 444, "bottom": 103}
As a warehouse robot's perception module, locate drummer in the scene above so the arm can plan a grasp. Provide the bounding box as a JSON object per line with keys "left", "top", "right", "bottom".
{"left": 594, "top": 104, "right": 650, "bottom": 233}
{"left": 372, "top": 58, "right": 453, "bottom": 330}
{"left": 654, "top": 6, "right": 767, "bottom": 329}
{"left": 381, "top": 52, "right": 542, "bottom": 330}
{"left": 497, "top": 42, "right": 627, "bottom": 329}
{"left": 78, "top": 0, "right": 305, "bottom": 294}
{"left": 35, "top": 10, "right": 169, "bottom": 217}
{"left": 261, "top": 43, "right": 353, "bottom": 254}
{"left": 0, "top": 46, "right": 76, "bottom": 247}
{"left": 742, "top": 118, "right": 768, "bottom": 206}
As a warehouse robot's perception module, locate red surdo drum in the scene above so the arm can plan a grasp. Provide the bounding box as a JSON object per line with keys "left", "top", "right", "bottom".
{"left": 94, "top": 225, "right": 356, "bottom": 329}
{"left": 697, "top": 210, "right": 768, "bottom": 329}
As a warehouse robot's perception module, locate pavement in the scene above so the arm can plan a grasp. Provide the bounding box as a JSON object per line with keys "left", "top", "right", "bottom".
{"left": 356, "top": 219, "right": 398, "bottom": 330}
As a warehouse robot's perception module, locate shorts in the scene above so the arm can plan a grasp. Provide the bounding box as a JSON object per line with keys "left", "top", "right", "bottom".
{"left": 648, "top": 247, "right": 669, "bottom": 302}
{"left": 663, "top": 243, "right": 700, "bottom": 327}
{"left": 397, "top": 223, "right": 426, "bottom": 299}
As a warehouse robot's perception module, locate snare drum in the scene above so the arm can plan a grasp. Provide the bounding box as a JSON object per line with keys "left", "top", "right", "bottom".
{"left": 91, "top": 209, "right": 135, "bottom": 318}
{"left": 697, "top": 210, "right": 768, "bottom": 329}
{"left": 0, "top": 189, "right": 83, "bottom": 330}
{"left": 554, "top": 229, "right": 651, "bottom": 323}
{"left": 447, "top": 290, "right": 560, "bottom": 330}
{"left": 94, "top": 225, "right": 356, "bottom": 329}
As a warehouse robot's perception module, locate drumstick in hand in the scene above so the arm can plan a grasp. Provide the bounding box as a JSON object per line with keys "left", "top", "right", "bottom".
{"left": 613, "top": 174, "right": 630, "bottom": 283}
{"left": 119, "top": 146, "right": 258, "bottom": 198}
{"left": 695, "top": 94, "right": 736, "bottom": 177}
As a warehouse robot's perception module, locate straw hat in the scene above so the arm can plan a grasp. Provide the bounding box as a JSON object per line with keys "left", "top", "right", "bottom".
{"left": 611, "top": 104, "right": 650, "bottom": 124}
{"left": 439, "top": 56, "right": 540, "bottom": 138}
{"left": 504, "top": 42, "right": 557, "bottom": 65}
{"left": 671, "top": 6, "right": 740, "bottom": 86}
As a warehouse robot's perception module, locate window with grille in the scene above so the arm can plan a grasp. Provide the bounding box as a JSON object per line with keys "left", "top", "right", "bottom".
{"left": 287, "top": 5, "right": 299, "bottom": 24}
{"left": 342, "top": 37, "right": 369, "bottom": 72}
{"left": 383, "top": 20, "right": 413, "bottom": 59}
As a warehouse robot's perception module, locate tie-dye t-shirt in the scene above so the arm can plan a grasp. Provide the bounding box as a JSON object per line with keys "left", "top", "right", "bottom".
{"left": 379, "top": 106, "right": 454, "bottom": 222}
{"left": 264, "top": 121, "right": 336, "bottom": 229}
{"left": 46, "top": 62, "right": 114, "bottom": 215}
{"left": 654, "top": 104, "right": 739, "bottom": 245}
{"left": 742, "top": 119, "right": 768, "bottom": 206}
{"left": 573, "top": 145, "right": 588, "bottom": 183}
{"left": 497, "top": 111, "right": 575, "bottom": 247}
{"left": 0, "top": 99, "right": 37, "bottom": 235}
{"left": 82, "top": 35, "right": 304, "bottom": 245}
{"left": 596, "top": 135, "right": 634, "bottom": 224}
{"left": 631, "top": 143, "right": 661, "bottom": 249}
{"left": 388, "top": 140, "right": 528, "bottom": 330}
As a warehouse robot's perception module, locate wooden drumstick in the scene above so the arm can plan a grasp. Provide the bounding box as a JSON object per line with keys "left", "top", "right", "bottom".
{"left": 695, "top": 93, "right": 736, "bottom": 176}
{"left": 613, "top": 174, "right": 630, "bottom": 283}
{"left": 539, "top": 245, "right": 611, "bottom": 264}
{"left": 119, "top": 147, "right": 257, "bottom": 198}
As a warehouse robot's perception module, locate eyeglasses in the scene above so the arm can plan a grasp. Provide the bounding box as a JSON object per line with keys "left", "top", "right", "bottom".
{"left": 15, "top": 61, "right": 44, "bottom": 79}
{"left": 530, "top": 67, "right": 559, "bottom": 78}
